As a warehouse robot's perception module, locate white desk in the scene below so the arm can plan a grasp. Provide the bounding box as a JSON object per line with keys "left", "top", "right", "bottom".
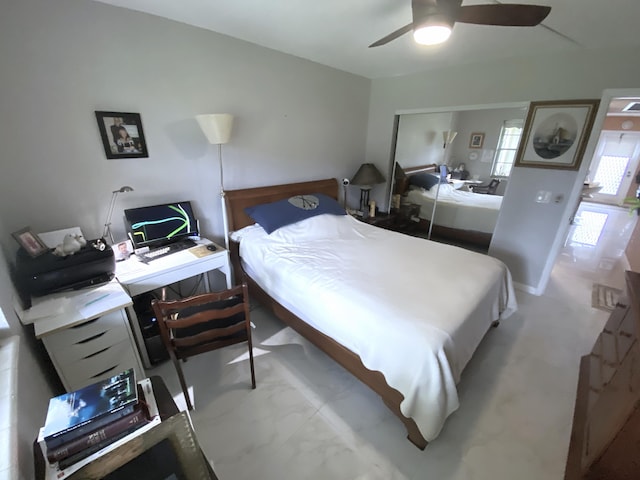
{"left": 14, "top": 281, "right": 145, "bottom": 392}
{"left": 115, "top": 239, "right": 232, "bottom": 367}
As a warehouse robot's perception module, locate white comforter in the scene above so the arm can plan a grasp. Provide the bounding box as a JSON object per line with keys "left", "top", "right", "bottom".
{"left": 232, "top": 214, "right": 516, "bottom": 441}
{"left": 406, "top": 184, "right": 503, "bottom": 234}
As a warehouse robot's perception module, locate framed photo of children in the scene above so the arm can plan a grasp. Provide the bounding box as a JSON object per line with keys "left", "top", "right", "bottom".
{"left": 469, "top": 132, "right": 485, "bottom": 149}
{"left": 514, "top": 99, "right": 599, "bottom": 170}
{"left": 95, "top": 111, "right": 149, "bottom": 159}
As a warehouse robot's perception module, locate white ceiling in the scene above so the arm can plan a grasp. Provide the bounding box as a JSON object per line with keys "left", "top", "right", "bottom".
{"left": 94, "top": 0, "right": 640, "bottom": 79}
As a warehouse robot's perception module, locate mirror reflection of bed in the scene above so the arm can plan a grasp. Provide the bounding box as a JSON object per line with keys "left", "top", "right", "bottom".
{"left": 389, "top": 105, "right": 527, "bottom": 249}
{"left": 394, "top": 163, "right": 504, "bottom": 249}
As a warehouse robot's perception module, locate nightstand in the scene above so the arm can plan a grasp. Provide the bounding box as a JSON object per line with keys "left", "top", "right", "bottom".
{"left": 361, "top": 211, "right": 399, "bottom": 229}
{"left": 361, "top": 206, "right": 423, "bottom": 235}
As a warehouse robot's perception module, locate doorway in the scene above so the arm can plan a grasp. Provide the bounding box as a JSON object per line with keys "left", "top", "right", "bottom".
{"left": 589, "top": 131, "right": 640, "bottom": 205}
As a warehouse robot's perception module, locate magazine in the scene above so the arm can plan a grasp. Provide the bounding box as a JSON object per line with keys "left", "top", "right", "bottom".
{"left": 42, "top": 369, "right": 137, "bottom": 442}
{"left": 38, "top": 377, "right": 161, "bottom": 480}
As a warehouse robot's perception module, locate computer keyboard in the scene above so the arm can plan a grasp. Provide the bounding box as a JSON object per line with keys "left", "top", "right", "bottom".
{"left": 137, "top": 239, "right": 197, "bottom": 263}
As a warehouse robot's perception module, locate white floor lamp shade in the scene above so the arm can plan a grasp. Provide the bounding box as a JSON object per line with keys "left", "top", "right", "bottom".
{"left": 196, "top": 114, "right": 234, "bottom": 249}
{"left": 196, "top": 114, "right": 233, "bottom": 145}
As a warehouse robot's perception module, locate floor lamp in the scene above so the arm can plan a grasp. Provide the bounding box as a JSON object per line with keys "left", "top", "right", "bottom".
{"left": 103, "top": 186, "right": 134, "bottom": 245}
{"left": 428, "top": 131, "right": 457, "bottom": 240}
{"left": 196, "top": 114, "right": 234, "bottom": 249}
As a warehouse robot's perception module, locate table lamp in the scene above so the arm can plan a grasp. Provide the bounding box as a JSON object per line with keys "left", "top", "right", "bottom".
{"left": 103, "top": 186, "right": 134, "bottom": 244}
{"left": 350, "top": 163, "right": 386, "bottom": 213}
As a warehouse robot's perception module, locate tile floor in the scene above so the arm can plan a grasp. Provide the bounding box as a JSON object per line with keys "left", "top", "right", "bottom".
{"left": 148, "top": 201, "right": 637, "bottom": 480}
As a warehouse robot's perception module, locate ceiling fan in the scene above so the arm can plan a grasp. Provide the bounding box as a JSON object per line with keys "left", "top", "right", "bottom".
{"left": 369, "top": 0, "right": 551, "bottom": 47}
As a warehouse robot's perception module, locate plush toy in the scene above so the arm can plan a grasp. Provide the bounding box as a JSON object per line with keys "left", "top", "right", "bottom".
{"left": 52, "top": 234, "right": 85, "bottom": 257}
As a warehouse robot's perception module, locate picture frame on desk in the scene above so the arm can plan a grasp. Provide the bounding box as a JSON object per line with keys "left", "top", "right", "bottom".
{"left": 12, "top": 227, "right": 49, "bottom": 258}
{"left": 112, "top": 240, "right": 133, "bottom": 262}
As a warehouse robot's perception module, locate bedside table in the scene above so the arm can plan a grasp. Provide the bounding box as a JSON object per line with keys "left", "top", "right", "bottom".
{"left": 361, "top": 212, "right": 400, "bottom": 229}
{"left": 361, "top": 208, "right": 422, "bottom": 235}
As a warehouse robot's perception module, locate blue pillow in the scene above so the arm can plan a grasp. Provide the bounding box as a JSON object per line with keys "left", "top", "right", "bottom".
{"left": 245, "top": 193, "right": 346, "bottom": 234}
{"left": 409, "top": 173, "right": 440, "bottom": 190}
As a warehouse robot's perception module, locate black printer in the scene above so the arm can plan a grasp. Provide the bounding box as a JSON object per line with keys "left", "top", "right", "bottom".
{"left": 14, "top": 239, "right": 115, "bottom": 308}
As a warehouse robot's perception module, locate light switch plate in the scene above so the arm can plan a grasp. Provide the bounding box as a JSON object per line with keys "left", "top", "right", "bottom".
{"left": 536, "top": 191, "right": 551, "bottom": 203}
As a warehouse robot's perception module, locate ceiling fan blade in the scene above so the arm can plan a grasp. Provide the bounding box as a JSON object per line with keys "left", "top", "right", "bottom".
{"left": 457, "top": 4, "right": 551, "bottom": 27}
{"left": 369, "top": 23, "right": 414, "bottom": 48}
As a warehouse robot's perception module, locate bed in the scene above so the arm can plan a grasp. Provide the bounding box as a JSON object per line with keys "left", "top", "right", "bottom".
{"left": 405, "top": 184, "right": 503, "bottom": 231}
{"left": 399, "top": 165, "right": 503, "bottom": 247}
{"left": 225, "top": 178, "right": 517, "bottom": 449}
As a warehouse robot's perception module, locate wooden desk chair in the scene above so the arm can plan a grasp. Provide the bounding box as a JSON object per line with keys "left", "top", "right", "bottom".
{"left": 151, "top": 283, "right": 256, "bottom": 410}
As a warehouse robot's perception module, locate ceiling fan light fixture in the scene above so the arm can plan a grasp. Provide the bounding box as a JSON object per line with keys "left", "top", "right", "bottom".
{"left": 413, "top": 23, "right": 452, "bottom": 45}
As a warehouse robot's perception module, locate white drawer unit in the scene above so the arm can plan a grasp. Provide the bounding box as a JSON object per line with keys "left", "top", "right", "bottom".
{"left": 14, "top": 281, "right": 145, "bottom": 392}
{"left": 44, "top": 310, "right": 129, "bottom": 358}
{"left": 42, "top": 308, "right": 144, "bottom": 391}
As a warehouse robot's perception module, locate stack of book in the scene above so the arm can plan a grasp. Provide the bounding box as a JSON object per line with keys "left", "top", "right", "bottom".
{"left": 38, "top": 369, "right": 160, "bottom": 480}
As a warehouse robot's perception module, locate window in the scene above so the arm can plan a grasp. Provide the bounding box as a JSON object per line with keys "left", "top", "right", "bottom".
{"left": 491, "top": 120, "right": 523, "bottom": 178}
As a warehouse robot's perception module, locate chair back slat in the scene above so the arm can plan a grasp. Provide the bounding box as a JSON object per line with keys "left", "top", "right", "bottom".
{"left": 157, "top": 284, "right": 244, "bottom": 309}
{"left": 172, "top": 322, "right": 247, "bottom": 349}
{"left": 165, "top": 302, "right": 245, "bottom": 329}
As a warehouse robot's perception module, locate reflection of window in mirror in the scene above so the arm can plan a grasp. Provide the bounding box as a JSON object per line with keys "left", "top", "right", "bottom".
{"left": 491, "top": 119, "right": 524, "bottom": 178}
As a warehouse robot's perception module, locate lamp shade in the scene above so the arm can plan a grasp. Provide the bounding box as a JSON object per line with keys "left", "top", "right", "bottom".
{"left": 196, "top": 114, "right": 234, "bottom": 144}
{"left": 442, "top": 130, "right": 458, "bottom": 148}
{"left": 351, "top": 163, "right": 386, "bottom": 188}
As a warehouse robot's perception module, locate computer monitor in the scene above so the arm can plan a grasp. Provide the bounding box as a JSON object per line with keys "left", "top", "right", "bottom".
{"left": 124, "top": 201, "right": 198, "bottom": 250}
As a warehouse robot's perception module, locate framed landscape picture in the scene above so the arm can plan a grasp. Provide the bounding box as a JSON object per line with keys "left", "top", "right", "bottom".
{"left": 95, "top": 111, "right": 149, "bottom": 159}
{"left": 514, "top": 99, "right": 599, "bottom": 170}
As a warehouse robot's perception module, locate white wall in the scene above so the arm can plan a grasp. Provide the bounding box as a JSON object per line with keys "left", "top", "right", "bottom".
{"left": 366, "top": 47, "right": 640, "bottom": 292}
{"left": 448, "top": 107, "right": 527, "bottom": 187}
{"left": 0, "top": 219, "right": 56, "bottom": 479}
{"left": 0, "top": 0, "right": 370, "bottom": 248}
{"left": 395, "top": 112, "right": 454, "bottom": 169}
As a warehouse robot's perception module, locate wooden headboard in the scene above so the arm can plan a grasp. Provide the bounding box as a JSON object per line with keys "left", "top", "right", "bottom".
{"left": 396, "top": 164, "right": 438, "bottom": 195}
{"left": 225, "top": 178, "right": 339, "bottom": 232}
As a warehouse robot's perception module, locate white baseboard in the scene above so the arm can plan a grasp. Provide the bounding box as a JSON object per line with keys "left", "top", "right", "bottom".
{"left": 513, "top": 281, "right": 543, "bottom": 296}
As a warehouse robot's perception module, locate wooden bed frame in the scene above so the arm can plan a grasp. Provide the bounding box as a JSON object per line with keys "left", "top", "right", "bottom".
{"left": 398, "top": 164, "right": 493, "bottom": 248}
{"left": 225, "top": 178, "right": 429, "bottom": 449}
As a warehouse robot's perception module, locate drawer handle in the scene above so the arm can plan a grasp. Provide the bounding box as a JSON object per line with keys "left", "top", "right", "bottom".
{"left": 84, "top": 347, "right": 109, "bottom": 359}
{"left": 71, "top": 318, "right": 100, "bottom": 329}
{"left": 619, "top": 331, "right": 633, "bottom": 338}
{"left": 76, "top": 331, "right": 107, "bottom": 344}
{"left": 91, "top": 365, "right": 119, "bottom": 378}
